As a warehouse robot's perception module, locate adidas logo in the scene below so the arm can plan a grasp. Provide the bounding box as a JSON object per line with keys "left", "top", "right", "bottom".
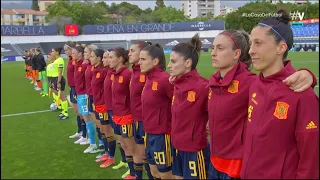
{"left": 306, "top": 121, "right": 317, "bottom": 129}
{"left": 165, "top": 40, "right": 179, "bottom": 46}
{"left": 201, "top": 39, "right": 212, "bottom": 45}
{"left": 1, "top": 47, "right": 11, "bottom": 52}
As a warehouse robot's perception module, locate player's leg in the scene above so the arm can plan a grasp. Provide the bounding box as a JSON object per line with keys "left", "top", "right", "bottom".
{"left": 40, "top": 71, "right": 48, "bottom": 97}
{"left": 110, "top": 114, "right": 128, "bottom": 170}
{"left": 68, "top": 87, "right": 83, "bottom": 140}
{"left": 35, "top": 70, "right": 42, "bottom": 91}
{"left": 120, "top": 123, "right": 136, "bottom": 179}
{"left": 145, "top": 133, "right": 161, "bottom": 179}
{"left": 133, "top": 121, "right": 153, "bottom": 179}
{"left": 98, "top": 112, "right": 117, "bottom": 168}
{"left": 31, "top": 70, "right": 35, "bottom": 84}
{"left": 78, "top": 94, "right": 97, "bottom": 153}
{"left": 153, "top": 134, "right": 174, "bottom": 179}
{"left": 172, "top": 146, "right": 183, "bottom": 179}
{"left": 58, "top": 77, "right": 68, "bottom": 120}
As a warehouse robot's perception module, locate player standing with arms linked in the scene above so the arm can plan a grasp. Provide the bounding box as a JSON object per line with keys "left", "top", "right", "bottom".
{"left": 167, "top": 34, "right": 210, "bottom": 179}
{"left": 139, "top": 44, "right": 174, "bottom": 179}
{"left": 207, "top": 27, "right": 316, "bottom": 180}
{"left": 241, "top": 10, "right": 319, "bottom": 179}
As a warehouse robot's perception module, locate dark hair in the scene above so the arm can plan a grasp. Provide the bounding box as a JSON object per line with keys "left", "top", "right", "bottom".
{"left": 65, "top": 41, "right": 76, "bottom": 48}
{"left": 257, "top": 9, "right": 293, "bottom": 59}
{"left": 92, "top": 49, "right": 105, "bottom": 61}
{"left": 172, "top": 33, "right": 202, "bottom": 70}
{"left": 53, "top": 47, "right": 63, "bottom": 55}
{"left": 73, "top": 46, "right": 84, "bottom": 56}
{"left": 136, "top": 41, "right": 152, "bottom": 50}
{"left": 112, "top": 47, "right": 129, "bottom": 64}
{"left": 219, "top": 29, "right": 252, "bottom": 68}
{"left": 36, "top": 48, "right": 41, "bottom": 53}
{"left": 142, "top": 43, "right": 166, "bottom": 71}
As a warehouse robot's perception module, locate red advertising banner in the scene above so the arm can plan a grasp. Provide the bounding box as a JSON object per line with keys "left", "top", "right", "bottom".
{"left": 293, "top": 18, "right": 319, "bottom": 24}
{"left": 65, "top": 24, "right": 79, "bottom": 36}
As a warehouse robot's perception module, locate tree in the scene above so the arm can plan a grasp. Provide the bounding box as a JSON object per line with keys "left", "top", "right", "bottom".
{"left": 31, "top": 0, "right": 40, "bottom": 11}
{"left": 224, "top": 2, "right": 277, "bottom": 31}
{"left": 155, "top": 0, "right": 165, "bottom": 10}
{"left": 151, "top": 6, "right": 187, "bottom": 23}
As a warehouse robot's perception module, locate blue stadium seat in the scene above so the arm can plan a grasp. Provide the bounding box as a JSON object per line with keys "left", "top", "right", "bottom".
{"left": 291, "top": 23, "right": 319, "bottom": 37}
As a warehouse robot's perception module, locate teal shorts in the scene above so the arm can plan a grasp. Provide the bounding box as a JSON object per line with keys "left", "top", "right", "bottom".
{"left": 39, "top": 70, "right": 47, "bottom": 80}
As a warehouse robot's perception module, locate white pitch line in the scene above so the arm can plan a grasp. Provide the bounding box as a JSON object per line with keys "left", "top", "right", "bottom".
{"left": 1, "top": 107, "right": 72, "bottom": 118}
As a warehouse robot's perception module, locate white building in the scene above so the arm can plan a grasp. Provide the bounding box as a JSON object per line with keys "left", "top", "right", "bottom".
{"left": 182, "top": 0, "right": 221, "bottom": 19}
{"left": 1, "top": 9, "right": 48, "bottom": 26}
{"left": 220, "top": 6, "right": 236, "bottom": 16}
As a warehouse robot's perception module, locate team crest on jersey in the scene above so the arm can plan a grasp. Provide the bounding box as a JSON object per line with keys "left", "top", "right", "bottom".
{"left": 152, "top": 81, "right": 158, "bottom": 91}
{"left": 96, "top": 72, "right": 100, "bottom": 78}
{"left": 78, "top": 66, "right": 82, "bottom": 72}
{"left": 91, "top": 66, "right": 94, "bottom": 71}
{"left": 110, "top": 74, "right": 114, "bottom": 81}
{"left": 139, "top": 74, "right": 146, "bottom": 83}
{"left": 273, "top": 101, "right": 290, "bottom": 120}
{"left": 118, "top": 76, "right": 123, "bottom": 83}
{"left": 187, "top": 91, "right": 196, "bottom": 102}
{"left": 208, "top": 88, "right": 212, "bottom": 99}
{"left": 227, "top": 80, "right": 239, "bottom": 94}
{"left": 72, "top": 60, "right": 76, "bottom": 65}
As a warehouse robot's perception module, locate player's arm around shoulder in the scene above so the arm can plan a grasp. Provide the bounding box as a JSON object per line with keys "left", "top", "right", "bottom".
{"left": 295, "top": 88, "right": 319, "bottom": 179}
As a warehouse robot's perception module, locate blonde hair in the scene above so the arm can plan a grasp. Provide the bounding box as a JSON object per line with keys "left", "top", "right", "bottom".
{"left": 86, "top": 44, "right": 98, "bottom": 52}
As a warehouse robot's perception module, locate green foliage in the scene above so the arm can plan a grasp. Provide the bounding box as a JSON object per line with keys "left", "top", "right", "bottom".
{"left": 45, "top": 0, "right": 319, "bottom": 30}
{"left": 31, "top": 0, "right": 40, "bottom": 11}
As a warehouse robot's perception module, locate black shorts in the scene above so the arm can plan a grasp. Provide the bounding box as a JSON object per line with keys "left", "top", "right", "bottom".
{"left": 51, "top": 77, "right": 66, "bottom": 91}
{"left": 48, "top": 77, "right": 53, "bottom": 84}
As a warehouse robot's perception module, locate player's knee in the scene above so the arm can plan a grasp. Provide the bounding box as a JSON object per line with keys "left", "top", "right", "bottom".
{"left": 150, "top": 166, "right": 160, "bottom": 178}
{"left": 159, "top": 171, "right": 174, "bottom": 179}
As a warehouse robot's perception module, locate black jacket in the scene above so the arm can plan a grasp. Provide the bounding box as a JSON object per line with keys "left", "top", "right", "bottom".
{"left": 31, "top": 54, "right": 38, "bottom": 70}
{"left": 37, "top": 53, "right": 46, "bottom": 71}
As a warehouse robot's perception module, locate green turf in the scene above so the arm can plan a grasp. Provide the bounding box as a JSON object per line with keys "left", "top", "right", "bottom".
{"left": 1, "top": 52, "right": 319, "bottom": 179}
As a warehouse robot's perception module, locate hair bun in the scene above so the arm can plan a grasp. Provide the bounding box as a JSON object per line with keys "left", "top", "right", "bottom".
{"left": 189, "top": 33, "right": 202, "bottom": 53}
{"left": 276, "top": 9, "right": 291, "bottom": 25}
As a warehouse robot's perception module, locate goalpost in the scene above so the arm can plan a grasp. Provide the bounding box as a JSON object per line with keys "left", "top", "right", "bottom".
{"left": 92, "top": 41, "right": 131, "bottom": 51}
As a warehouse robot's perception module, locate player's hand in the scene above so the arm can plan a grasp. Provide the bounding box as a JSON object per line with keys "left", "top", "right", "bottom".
{"left": 57, "top": 82, "right": 61, "bottom": 89}
{"left": 169, "top": 76, "right": 176, "bottom": 84}
{"left": 283, "top": 70, "right": 313, "bottom": 92}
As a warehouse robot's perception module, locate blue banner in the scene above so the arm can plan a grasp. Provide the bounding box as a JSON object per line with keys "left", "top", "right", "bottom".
{"left": 83, "top": 21, "right": 224, "bottom": 35}
{"left": 1, "top": 25, "right": 58, "bottom": 36}
{"left": 1, "top": 56, "right": 16, "bottom": 62}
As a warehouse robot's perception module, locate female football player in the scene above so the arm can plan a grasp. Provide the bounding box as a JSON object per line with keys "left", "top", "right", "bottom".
{"left": 82, "top": 44, "right": 105, "bottom": 150}
{"left": 73, "top": 46, "right": 97, "bottom": 153}
{"left": 207, "top": 27, "right": 316, "bottom": 180}
{"left": 90, "top": 49, "right": 117, "bottom": 168}
{"left": 109, "top": 47, "right": 136, "bottom": 179}
{"left": 102, "top": 50, "right": 130, "bottom": 177}
{"left": 241, "top": 10, "right": 318, "bottom": 179}
{"left": 139, "top": 44, "right": 174, "bottom": 179}
{"left": 167, "top": 34, "right": 210, "bottom": 179}
{"left": 65, "top": 41, "right": 84, "bottom": 140}
{"left": 128, "top": 41, "right": 154, "bottom": 179}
